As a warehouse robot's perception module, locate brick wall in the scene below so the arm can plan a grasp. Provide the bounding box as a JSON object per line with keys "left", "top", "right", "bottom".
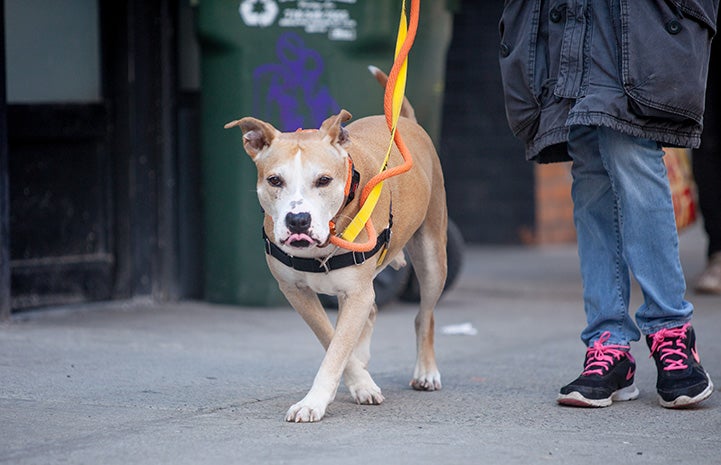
{"left": 534, "top": 164, "right": 576, "bottom": 244}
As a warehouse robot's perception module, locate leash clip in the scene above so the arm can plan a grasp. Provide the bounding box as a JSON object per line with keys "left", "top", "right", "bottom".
{"left": 316, "top": 245, "right": 340, "bottom": 274}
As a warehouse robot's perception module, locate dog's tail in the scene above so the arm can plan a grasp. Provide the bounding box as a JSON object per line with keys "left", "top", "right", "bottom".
{"left": 368, "top": 65, "right": 417, "bottom": 122}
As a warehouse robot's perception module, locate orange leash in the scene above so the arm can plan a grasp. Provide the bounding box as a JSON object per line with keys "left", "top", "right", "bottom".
{"left": 328, "top": 0, "right": 420, "bottom": 253}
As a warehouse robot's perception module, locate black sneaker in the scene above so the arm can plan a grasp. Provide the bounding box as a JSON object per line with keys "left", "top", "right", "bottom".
{"left": 558, "top": 332, "right": 639, "bottom": 407}
{"left": 646, "top": 323, "right": 714, "bottom": 408}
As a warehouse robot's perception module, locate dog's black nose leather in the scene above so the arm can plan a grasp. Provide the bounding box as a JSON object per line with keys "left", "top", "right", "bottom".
{"left": 286, "top": 212, "right": 311, "bottom": 233}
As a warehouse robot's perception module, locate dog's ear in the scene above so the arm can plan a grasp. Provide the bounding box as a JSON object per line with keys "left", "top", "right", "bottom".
{"left": 319, "top": 110, "right": 352, "bottom": 147}
{"left": 224, "top": 117, "right": 280, "bottom": 160}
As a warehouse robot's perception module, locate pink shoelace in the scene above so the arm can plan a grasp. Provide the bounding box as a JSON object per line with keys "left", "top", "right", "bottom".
{"left": 648, "top": 323, "right": 691, "bottom": 371}
{"left": 582, "top": 331, "right": 632, "bottom": 376}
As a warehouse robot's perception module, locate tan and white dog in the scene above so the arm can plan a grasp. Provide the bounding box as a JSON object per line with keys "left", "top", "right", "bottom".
{"left": 225, "top": 68, "right": 447, "bottom": 422}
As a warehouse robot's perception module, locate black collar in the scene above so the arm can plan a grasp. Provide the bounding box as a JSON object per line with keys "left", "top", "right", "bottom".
{"left": 344, "top": 159, "right": 361, "bottom": 207}
{"left": 263, "top": 227, "right": 391, "bottom": 273}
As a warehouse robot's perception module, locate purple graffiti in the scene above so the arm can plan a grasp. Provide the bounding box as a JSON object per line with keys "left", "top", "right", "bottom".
{"left": 252, "top": 32, "right": 340, "bottom": 131}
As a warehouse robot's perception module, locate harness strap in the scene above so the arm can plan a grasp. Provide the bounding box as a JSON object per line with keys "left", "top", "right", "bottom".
{"left": 263, "top": 227, "right": 391, "bottom": 273}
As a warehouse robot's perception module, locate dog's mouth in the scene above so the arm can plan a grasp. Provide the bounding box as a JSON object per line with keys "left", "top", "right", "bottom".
{"left": 283, "top": 233, "right": 320, "bottom": 248}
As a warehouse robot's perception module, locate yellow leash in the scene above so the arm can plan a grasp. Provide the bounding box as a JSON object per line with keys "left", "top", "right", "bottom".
{"left": 336, "top": 0, "right": 411, "bottom": 244}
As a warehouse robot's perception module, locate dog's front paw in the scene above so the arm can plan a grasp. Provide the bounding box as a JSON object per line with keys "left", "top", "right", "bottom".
{"left": 410, "top": 370, "right": 442, "bottom": 391}
{"left": 285, "top": 400, "right": 327, "bottom": 423}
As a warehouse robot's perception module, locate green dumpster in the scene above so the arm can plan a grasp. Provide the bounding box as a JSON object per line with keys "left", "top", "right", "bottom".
{"left": 198, "top": 0, "right": 452, "bottom": 306}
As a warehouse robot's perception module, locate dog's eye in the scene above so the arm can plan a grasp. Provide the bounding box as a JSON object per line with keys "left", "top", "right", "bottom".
{"left": 315, "top": 176, "right": 333, "bottom": 188}
{"left": 267, "top": 175, "right": 284, "bottom": 187}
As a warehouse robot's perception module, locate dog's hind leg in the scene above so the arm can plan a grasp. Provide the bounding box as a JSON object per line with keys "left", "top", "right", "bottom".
{"left": 404, "top": 220, "right": 447, "bottom": 391}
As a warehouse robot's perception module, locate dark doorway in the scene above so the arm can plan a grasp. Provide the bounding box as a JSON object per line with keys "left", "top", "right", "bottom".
{"left": 3, "top": 0, "right": 192, "bottom": 312}
{"left": 6, "top": 1, "right": 114, "bottom": 309}
{"left": 8, "top": 105, "right": 114, "bottom": 309}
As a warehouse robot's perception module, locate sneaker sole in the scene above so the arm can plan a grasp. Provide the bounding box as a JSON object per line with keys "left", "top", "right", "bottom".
{"left": 557, "top": 383, "right": 640, "bottom": 408}
{"left": 659, "top": 375, "right": 714, "bottom": 409}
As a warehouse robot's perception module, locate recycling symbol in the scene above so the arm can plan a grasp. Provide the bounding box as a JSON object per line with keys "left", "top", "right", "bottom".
{"left": 239, "top": 0, "right": 279, "bottom": 27}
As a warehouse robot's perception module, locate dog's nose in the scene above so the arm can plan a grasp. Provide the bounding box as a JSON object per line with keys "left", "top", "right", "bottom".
{"left": 286, "top": 212, "right": 312, "bottom": 233}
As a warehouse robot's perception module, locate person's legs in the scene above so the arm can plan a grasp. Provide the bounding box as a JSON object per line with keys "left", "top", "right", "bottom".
{"left": 694, "top": 110, "right": 721, "bottom": 261}
{"left": 560, "top": 125, "right": 713, "bottom": 408}
{"left": 693, "top": 42, "right": 721, "bottom": 293}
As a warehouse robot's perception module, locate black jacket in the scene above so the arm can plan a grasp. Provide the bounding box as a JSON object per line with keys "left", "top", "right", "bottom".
{"left": 498, "top": 0, "right": 719, "bottom": 163}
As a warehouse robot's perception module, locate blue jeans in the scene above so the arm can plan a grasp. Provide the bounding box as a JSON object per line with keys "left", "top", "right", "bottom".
{"left": 568, "top": 125, "right": 693, "bottom": 347}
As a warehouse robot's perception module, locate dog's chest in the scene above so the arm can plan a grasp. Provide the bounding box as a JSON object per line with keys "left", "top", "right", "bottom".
{"left": 269, "top": 259, "right": 372, "bottom": 297}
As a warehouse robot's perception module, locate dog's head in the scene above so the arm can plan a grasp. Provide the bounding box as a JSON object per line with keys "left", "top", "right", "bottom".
{"left": 225, "top": 110, "right": 353, "bottom": 257}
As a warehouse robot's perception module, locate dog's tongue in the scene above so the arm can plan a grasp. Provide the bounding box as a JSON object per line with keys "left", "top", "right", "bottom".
{"left": 288, "top": 233, "right": 314, "bottom": 247}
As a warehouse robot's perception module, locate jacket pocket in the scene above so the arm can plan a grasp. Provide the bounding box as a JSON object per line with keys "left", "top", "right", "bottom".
{"left": 621, "top": 0, "right": 718, "bottom": 123}
{"left": 498, "top": 0, "right": 543, "bottom": 141}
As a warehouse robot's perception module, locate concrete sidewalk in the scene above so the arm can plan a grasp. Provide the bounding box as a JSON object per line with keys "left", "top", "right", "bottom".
{"left": 1, "top": 226, "right": 719, "bottom": 465}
